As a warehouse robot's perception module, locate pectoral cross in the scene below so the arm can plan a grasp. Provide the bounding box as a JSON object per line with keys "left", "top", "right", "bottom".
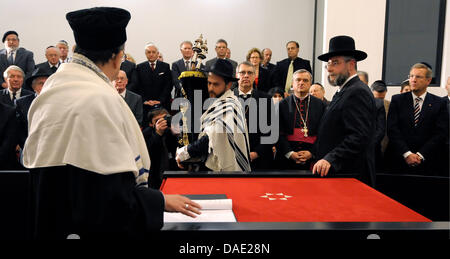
{"left": 302, "top": 126, "right": 309, "bottom": 137}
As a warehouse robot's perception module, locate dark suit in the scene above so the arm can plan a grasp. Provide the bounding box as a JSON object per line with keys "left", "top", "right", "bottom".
{"left": 205, "top": 57, "right": 237, "bottom": 75}
{"left": 120, "top": 60, "right": 136, "bottom": 86}
{"left": 374, "top": 98, "right": 386, "bottom": 169}
{"left": 130, "top": 60, "right": 173, "bottom": 112}
{"left": 278, "top": 94, "right": 327, "bottom": 170}
{"left": 35, "top": 62, "right": 59, "bottom": 74}
{"left": 15, "top": 93, "right": 36, "bottom": 148}
{"left": 254, "top": 66, "right": 272, "bottom": 93}
{"left": 272, "top": 57, "right": 312, "bottom": 90}
{"left": 0, "top": 48, "right": 35, "bottom": 88}
{"left": 315, "top": 76, "right": 377, "bottom": 186}
{"left": 123, "top": 90, "right": 143, "bottom": 126}
{"left": 0, "top": 88, "right": 34, "bottom": 107}
{"left": 171, "top": 58, "right": 205, "bottom": 97}
{"left": 386, "top": 92, "right": 448, "bottom": 175}
{"left": 233, "top": 88, "right": 272, "bottom": 170}
{"left": 0, "top": 102, "right": 19, "bottom": 170}
{"left": 261, "top": 63, "right": 276, "bottom": 73}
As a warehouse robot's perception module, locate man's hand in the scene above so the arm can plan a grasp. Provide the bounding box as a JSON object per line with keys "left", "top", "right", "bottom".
{"left": 164, "top": 194, "right": 202, "bottom": 218}
{"left": 250, "top": 152, "right": 259, "bottom": 162}
{"left": 289, "top": 152, "right": 303, "bottom": 164}
{"left": 297, "top": 151, "right": 312, "bottom": 163}
{"left": 144, "top": 100, "right": 161, "bottom": 106}
{"left": 155, "top": 117, "right": 168, "bottom": 136}
{"left": 312, "top": 159, "right": 331, "bottom": 177}
{"left": 405, "top": 153, "right": 422, "bottom": 167}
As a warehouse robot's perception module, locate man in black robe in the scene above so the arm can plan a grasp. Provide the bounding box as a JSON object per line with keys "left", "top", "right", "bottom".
{"left": 22, "top": 7, "right": 200, "bottom": 240}
{"left": 277, "top": 69, "right": 327, "bottom": 170}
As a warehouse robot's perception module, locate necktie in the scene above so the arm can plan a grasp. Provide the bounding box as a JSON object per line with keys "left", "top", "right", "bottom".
{"left": 285, "top": 60, "right": 294, "bottom": 93}
{"left": 11, "top": 92, "right": 17, "bottom": 101}
{"left": 151, "top": 62, "right": 155, "bottom": 71}
{"left": 8, "top": 51, "right": 15, "bottom": 65}
{"left": 51, "top": 66, "right": 57, "bottom": 73}
{"left": 185, "top": 61, "right": 190, "bottom": 71}
{"left": 414, "top": 97, "right": 422, "bottom": 126}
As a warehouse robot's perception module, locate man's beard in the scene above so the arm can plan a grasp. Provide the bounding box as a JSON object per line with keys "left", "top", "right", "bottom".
{"left": 328, "top": 72, "right": 350, "bottom": 87}
{"left": 209, "top": 88, "right": 227, "bottom": 98}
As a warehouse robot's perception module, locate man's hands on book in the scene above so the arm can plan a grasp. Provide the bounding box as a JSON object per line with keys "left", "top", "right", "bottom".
{"left": 164, "top": 194, "right": 202, "bottom": 218}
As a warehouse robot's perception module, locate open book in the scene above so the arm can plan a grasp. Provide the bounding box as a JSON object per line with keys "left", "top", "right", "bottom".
{"left": 164, "top": 195, "right": 236, "bottom": 223}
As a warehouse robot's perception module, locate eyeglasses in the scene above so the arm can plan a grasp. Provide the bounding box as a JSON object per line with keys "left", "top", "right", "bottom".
{"left": 249, "top": 56, "right": 260, "bottom": 59}
{"left": 408, "top": 74, "right": 427, "bottom": 80}
{"left": 238, "top": 71, "right": 254, "bottom": 76}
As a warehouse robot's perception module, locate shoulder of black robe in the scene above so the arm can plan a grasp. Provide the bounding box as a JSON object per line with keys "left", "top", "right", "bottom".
{"left": 30, "top": 165, "right": 164, "bottom": 240}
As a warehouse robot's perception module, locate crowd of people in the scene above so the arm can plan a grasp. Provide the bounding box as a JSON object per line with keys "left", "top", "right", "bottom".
{"left": 0, "top": 6, "right": 448, "bottom": 239}
{"left": 1, "top": 27, "right": 449, "bottom": 186}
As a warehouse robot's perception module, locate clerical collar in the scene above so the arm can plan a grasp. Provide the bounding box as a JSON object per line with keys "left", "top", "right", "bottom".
{"left": 337, "top": 74, "right": 358, "bottom": 92}
{"left": 294, "top": 94, "right": 308, "bottom": 101}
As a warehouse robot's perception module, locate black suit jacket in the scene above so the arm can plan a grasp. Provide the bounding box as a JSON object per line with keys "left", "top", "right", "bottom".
{"left": 233, "top": 88, "right": 272, "bottom": 170}
{"left": 0, "top": 88, "right": 34, "bottom": 107}
{"left": 278, "top": 94, "right": 327, "bottom": 156}
{"left": 123, "top": 90, "right": 143, "bottom": 126}
{"left": 120, "top": 60, "right": 136, "bottom": 86}
{"left": 315, "top": 76, "right": 377, "bottom": 186}
{"left": 255, "top": 66, "right": 272, "bottom": 93}
{"left": 171, "top": 59, "right": 206, "bottom": 96}
{"left": 272, "top": 57, "right": 312, "bottom": 90}
{"left": 0, "top": 47, "right": 35, "bottom": 87}
{"left": 386, "top": 92, "right": 448, "bottom": 173}
{"left": 15, "top": 93, "right": 36, "bottom": 148}
{"left": 35, "top": 62, "right": 59, "bottom": 74}
{"left": 130, "top": 61, "right": 173, "bottom": 109}
{"left": 0, "top": 102, "right": 19, "bottom": 170}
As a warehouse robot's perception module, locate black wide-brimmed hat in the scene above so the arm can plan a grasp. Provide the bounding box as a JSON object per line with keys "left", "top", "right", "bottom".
{"left": 66, "top": 7, "right": 131, "bottom": 51}
{"left": 206, "top": 59, "right": 239, "bottom": 82}
{"left": 318, "top": 35, "right": 367, "bottom": 62}
{"left": 26, "top": 67, "right": 52, "bottom": 87}
{"left": 2, "top": 31, "right": 18, "bottom": 42}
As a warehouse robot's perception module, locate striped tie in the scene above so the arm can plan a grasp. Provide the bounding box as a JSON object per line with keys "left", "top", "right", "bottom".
{"left": 414, "top": 97, "right": 422, "bottom": 126}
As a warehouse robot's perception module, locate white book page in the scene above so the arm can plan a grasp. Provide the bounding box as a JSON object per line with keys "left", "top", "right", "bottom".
{"left": 164, "top": 199, "right": 236, "bottom": 223}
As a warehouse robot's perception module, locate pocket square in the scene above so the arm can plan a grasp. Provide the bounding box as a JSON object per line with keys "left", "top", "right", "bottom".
{"left": 158, "top": 72, "right": 165, "bottom": 75}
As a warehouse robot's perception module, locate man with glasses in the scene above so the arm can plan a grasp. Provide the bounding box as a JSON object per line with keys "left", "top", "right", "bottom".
{"left": 386, "top": 63, "right": 448, "bottom": 175}
{"left": 0, "top": 31, "right": 35, "bottom": 89}
{"left": 312, "top": 36, "right": 376, "bottom": 186}
{"left": 233, "top": 61, "right": 272, "bottom": 170}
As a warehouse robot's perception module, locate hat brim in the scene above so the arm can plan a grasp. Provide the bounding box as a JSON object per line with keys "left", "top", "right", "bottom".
{"left": 26, "top": 73, "right": 51, "bottom": 87}
{"left": 318, "top": 50, "right": 367, "bottom": 62}
{"left": 205, "top": 68, "right": 239, "bottom": 82}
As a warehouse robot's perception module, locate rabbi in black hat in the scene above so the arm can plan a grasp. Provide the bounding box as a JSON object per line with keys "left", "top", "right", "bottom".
{"left": 312, "top": 35, "right": 377, "bottom": 186}
{"left": 0, "top": 30, "right": 35, "bottom": 89}
{"left": 176, "top": 59, "right": 251, "bottom": 172}
{"left": 22, "top": 7, "right": 200, "bottom": 240}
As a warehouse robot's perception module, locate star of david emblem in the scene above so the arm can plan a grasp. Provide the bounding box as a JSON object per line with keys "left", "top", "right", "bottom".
{"left": 260, "top": 193, "right": 293, "bottom": 201}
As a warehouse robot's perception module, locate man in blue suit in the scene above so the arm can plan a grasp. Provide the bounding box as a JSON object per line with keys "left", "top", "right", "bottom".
{"left": 386, "top": 63, "right": 448, "bottom": 175}
{"left": 0, "top": 31, "right": 35, "bottom": 89}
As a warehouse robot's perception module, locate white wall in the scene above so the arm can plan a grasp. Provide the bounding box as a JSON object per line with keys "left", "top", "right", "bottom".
{"left": 321, "top": 0, "right": 448, "bottom": 101}
{"left": 0, "top": 0, "right": 315, "bottom": 67}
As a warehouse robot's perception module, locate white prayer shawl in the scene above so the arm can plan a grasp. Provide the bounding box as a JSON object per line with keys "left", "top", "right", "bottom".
{"left": 199, "top": 90, "right": 251, "bottom": 172}
{"left": 23, "top": 54, "right": 150, "bottom": 186}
